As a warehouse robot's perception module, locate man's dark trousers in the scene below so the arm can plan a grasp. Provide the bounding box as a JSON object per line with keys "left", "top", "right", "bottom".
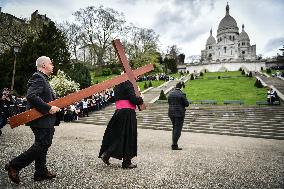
{"left": 10, "top": 127, "right": 55, "bottom": 177}
{"left": 170, "top": 116, "right": 184, "bottom": 147}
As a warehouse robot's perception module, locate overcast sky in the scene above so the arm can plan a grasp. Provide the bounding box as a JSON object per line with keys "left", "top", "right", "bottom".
{"left": 1, "top": 0, "right": 284, "bottom": 61}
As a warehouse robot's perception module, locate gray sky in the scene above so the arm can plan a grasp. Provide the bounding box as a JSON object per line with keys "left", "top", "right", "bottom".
{"left": 1, "top": 0, "right": 284, "bottom": 60}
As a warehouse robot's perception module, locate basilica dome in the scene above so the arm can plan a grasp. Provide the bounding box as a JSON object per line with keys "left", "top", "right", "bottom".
{"left": 238, "top": 24, "right": 250, "bottom": 41}
{"left": 217, "top": 4, "right": 239, "bottom": 35}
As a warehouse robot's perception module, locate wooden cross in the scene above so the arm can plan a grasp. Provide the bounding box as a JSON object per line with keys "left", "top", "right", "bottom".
{"left": 112, "top": 39, "right": 146, "bottom": 110}
{"left": 8, "top": 39, "right": 153, "bottom": 128}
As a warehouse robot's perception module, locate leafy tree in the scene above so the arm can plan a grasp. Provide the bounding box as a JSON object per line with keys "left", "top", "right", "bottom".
{"left": 177, "top": 53, "right": 185, "bottom": 64}
{"left": 68, "top": 63, "right": 91, "bottom": 89}
{"left": 122, "top": 24, "right": 160, "bottom": 69}
{"left": 164, "top": 57, "right": 177, "bottom": 73}
{"left": 74, "top": 6, "right": 125, "bottom": 65}
{"left": 7, "top": 21, "right": 71, "bottom": 95}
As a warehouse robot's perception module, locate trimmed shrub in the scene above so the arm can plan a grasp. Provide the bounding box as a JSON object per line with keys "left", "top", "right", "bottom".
{"left": 102, "top": 68, "right": 112, "bottom": 76}
{"left": 241, "top": 70, "right": 245, "bottom": 75}
{"left": 190, "top": 74, "right": 194, "bottom": 80}
{"left": 248, "top": 71, "right": 252, "bottom": 77}
{"left": 239, "top": 68, "right": 242, "bottom": 71}
{"left": 266, "top": 68, "right": 271, "bottom": 74}
{"left": 261, "top": 67, "right": 263, "bottom": 71}
{"left": 144, "top": 82, "right": 148, "bottom": 89}
{"left": 254, "top": 79, "right": 263, "bottom": 88}
{"left": 218, "top": 76, "right": 221, "bottom": 79}
{"left": 200, "top": 72, "right": 204, "bottom": 76}
{"left": 148, "top": 80, "right": 153, "bottom": 87}
{"left": 158, "top": 90, "right": 167, "bottom": 100}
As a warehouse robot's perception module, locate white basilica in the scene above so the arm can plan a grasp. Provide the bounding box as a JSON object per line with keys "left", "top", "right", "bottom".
{"left": 201, "top": 3, "right": 256, "bottom": 62}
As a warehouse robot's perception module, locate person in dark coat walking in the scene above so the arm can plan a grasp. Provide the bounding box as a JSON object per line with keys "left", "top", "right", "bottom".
{"left": 168, "top": 82, "right": 189, "bottom": 150}
{"left": 5, "top": 56, "right": 60, "bottom": 184}
{"left": 99, "top": 80, "right": 143, "bottom": 169}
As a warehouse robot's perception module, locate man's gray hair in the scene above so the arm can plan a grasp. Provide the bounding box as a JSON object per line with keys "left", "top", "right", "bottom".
{"left": 36, "top": 56, "right": 50, "bottom": 67}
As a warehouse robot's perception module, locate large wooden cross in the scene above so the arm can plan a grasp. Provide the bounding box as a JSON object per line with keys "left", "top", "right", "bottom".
{"left": 8, "top": 39, "right": 153, "bottom": 128}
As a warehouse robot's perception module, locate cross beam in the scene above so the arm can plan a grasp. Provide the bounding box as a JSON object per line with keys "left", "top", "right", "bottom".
{"left": 112, "top": 39, "right": 146, "bottom": 110}
{"left": 8, "top": 64, "right": 154, "bottom": 128}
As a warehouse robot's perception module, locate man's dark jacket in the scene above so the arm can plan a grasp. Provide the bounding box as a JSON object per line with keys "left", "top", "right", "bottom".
{"left": 26, "top": 71, "right": 58, "bottom": 128}
{"left": 168, "top": 88, "right": 190, "bottom": 117}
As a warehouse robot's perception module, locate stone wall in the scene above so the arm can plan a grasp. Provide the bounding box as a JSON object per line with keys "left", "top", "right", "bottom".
{"left": 178, "top": 61, "right": 266, "bottom": 74}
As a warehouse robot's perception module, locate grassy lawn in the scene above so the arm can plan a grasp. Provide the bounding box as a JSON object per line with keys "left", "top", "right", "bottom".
{"left": 183, "top": 72, "right": 267, "bottom": 105}
{"left": 91, "top": 73, "right": 119, "bottom": 84}
{"left": 91, "top": 73, "right": 165, "bottom": 91}
{"left": 137, "top": 80, "right": 165, "bottom": 91}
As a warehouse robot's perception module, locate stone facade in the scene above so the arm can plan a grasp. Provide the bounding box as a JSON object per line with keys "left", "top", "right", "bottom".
{"left": 201, "top": 3, "right": 256, "bottom": 63}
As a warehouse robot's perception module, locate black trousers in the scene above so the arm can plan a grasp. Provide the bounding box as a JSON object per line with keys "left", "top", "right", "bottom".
{"left": 170, "top": 117, "right": 184, "bottom": 146}
{"left": 10, "top": 127, "right": 55, "bottom": 176}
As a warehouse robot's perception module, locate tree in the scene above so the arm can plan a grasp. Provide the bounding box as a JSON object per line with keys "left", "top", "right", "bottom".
{"left": 177, "top": 54, "right": 185, "bottom": 64}
{"left": 50, "top": 70, "right": 80, "bottom": 97}
{"left": 6, "top": 21, "right": 71, "bottom": 95}
{"left": 67, "top": 62, "right": 92, "bottom": 89}
{"left": 60, "top": 22, "right": 82, "bottom": 61}
{"left": 122, "top": 24, "right": 160, "bottom": 69}
{"left": 0, "top": 12, "right": 29, "bottom": 54}
{"left": 164, "top": 57, "right": 177, "bottom": 73}
{"left": 74, "top": 6, "right": 126, "bottom": 65}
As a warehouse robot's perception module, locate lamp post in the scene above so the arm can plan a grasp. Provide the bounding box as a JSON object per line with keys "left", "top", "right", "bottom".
{"left": 10, "top": 45, "right": 21, "bottom": 91}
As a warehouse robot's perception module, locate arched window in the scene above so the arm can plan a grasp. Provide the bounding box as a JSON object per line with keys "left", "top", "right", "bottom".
{"left": 229, "top": 36, "right": 231, "bottom": 40}
{"left": 224, "top": 47, "right": 227, "bottom": 54}
{"left": 233, "top": 36, "right": 235, "bottom": 41}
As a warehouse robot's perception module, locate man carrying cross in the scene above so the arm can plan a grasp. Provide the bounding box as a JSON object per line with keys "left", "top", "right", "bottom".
{"left": 5, "top": 56, "right": 60, "bottom": 184}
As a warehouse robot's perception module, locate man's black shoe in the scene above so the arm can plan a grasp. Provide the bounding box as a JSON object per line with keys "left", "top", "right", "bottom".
{"left": 5, "top": 163, "right": 20, "bottom": 184}
{"left": 34, "top": 172, "right": 56, "bottom": 181}
{"left": 122, "top": 163, "right": 137, "bottom": 169}
{"left": 172, "top": 146, "right": 182, "bottom": 150}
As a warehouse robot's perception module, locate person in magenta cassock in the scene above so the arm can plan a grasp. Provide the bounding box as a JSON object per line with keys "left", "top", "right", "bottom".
{"left": 98, "top": 80, "right": 143, "bottom": 169}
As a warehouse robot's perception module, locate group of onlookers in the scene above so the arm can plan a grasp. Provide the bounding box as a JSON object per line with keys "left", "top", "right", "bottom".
{"left": 0, "top": 87, "right": 114, "bottom": 135}
{"left": 59, "top": 89, "right": 114, "bottom": 122}
{"left": 137, "top": 73, "right": 175, "bottom": 82}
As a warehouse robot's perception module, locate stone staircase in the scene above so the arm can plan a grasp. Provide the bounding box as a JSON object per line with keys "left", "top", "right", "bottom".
{"left": 76, "top": 103, "right": 284, "bottom": 140}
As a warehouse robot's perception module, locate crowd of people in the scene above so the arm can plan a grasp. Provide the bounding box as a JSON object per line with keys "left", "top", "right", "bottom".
{"left": 137, "top": 73, "right": 175, "bottom": 82}
{"left": 0, "top": 88, "right": 114, "bottom": 136}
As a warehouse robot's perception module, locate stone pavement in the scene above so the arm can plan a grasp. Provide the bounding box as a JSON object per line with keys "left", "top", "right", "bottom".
{"left": 0, "top": 123, "right": 284, "bottom": 188}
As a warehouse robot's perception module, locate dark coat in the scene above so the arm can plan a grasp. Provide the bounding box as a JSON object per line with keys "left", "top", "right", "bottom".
{"left": 168, "top": 88, "right": 189, "bottom": 118}
{"left": 26, "top": 71, "right": 58, "bottom": 128}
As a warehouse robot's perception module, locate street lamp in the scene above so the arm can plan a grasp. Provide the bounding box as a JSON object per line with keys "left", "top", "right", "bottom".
{"left": 10, "top": 45, "right": 21, "bottom": 91}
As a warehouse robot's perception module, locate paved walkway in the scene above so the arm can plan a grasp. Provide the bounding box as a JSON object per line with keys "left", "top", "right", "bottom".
{"left": 1, "top": 123, "right": 283, "bottom": 188}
